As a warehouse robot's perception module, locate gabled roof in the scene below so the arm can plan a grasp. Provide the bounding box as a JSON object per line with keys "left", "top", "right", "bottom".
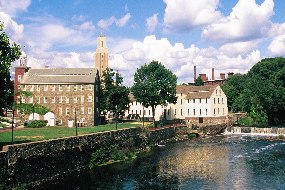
{"left": 181, "top": 85, "right": 219, "bottom": 99}
{"left": 21, "top": 68, "right": 98, "bottom": 84}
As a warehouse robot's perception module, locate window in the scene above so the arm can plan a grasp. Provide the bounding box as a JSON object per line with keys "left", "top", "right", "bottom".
{"left": 214, "top": 98, "right": 216, "bottom": 104}
{"left": 80, "top": 108, "right": 84, "bottom": 114}
{"left": 52, "top": 97, "right": 55, "bottom": 103}
{"left": 193, "top": 99, "right": 195, "bottom": 103}
{"left": 30, "top": 85, "right": 34, "bottom": 91}
{"left": 89, "top": 84, "right": 93, "bottom": 91}
{"left": 44, "top": 97, "right": 47, "bottom": 103}
{"left": 37, "top": 85, "right": 40, "bottom": 91}
{"left": 59, "top": 85, "right": 63, "bottom": 91}
{"left": 188, "top": 99, "right": 189, "bottom": 103}
{"left": 181, "top": 93, "right": 182, "bottom": 96}
{"left": 52, "top": 85, "right": 56, "bottom": 91}
{"left": 219, "top": 90, "right": 221, "bottom": 95}
{"left": 199, "top": 98, "right": 201, "bottom": 103}
{"left": 174, "top": 109, "right": 177, "bottom": 115}
{"left": 218, "top": 108, "right": 220, "bottom": 114}
{"left": 139, "top": 110, "right": 141, "bottom": 115}
{"left": 149, "top": 110, "right": 151, "bottom": 115}
{"left": 214, "top": 108, "right": 216, "bottom": 115}
{"left": 29, "top": 97, "right": 33, "bottom": 104}
{"left": 59, "top": 107, "right": 62, "bottom": 115}
{"left": 218, "top": 98, "right": 220, "bottom": 104}
{"left": 188, "top": 109, "right": 190, "bottom": 115}
{"left": 88, "top": 95, "right": 92, "bottom": 102}
{"left": 18, "top": 75, "right": 22, "bottom": 82}
{"left": 66, "top": 97, "right": 69, "bottom": 103}
{"left": 200, "top": 109, "right": 202, "bottom": 115}
{"left": 59, "top": 96, "right": 63, "bottom": 103}
{"left": 44, "top": 85, "right": 48, "bottom": 91}
{"left": 66, "top": 108, "right": 70, "bottom": 115}
{"left": 206, "top": 98, "right": 208, "bottom": 103}
{"left": 206, "top": 109, "right": 208, "bottom": 115}
{"left": 216, "top": 89, "right": 218, "bottom": 94}
{"left": 181, "top": 109, "right": 183, "bottom": 116}
{"left": 37, "top": 97, "right": 40, "bottom": 103}
{"left": 81, "top": 96, "right": 84, "bottom": 103}
{"left": 74, "top": 97, "right": 78, "bottom": 103}
{"left": 193, "top": 109, "right": 195, "bottom": 116}
{"left": 222, "top": 98, "right": 224, "bottom": 104}
{"left": 88, "top": 107, "right": 92, "bottom": 114}
{"left": 180, "top": 99, "right": 182, "bottom": 104}
{"left": 73, "top": 85, "right": 77, "bottom": 91}
{"left": 23, "top": 85, "right": 26, "bottom": 91}
{"left": 81, "top": 85, "right": 84, "bottom": 91}
{"left": 223, "top": 108, "right": 224, "bottom": 115}
{"left": 21, "top": 96, "right": 25, "bottom": 103}
{"left": 135, "top": 110, "right": 137, "bottom": 114}
{"left": 66, "top": 85, "right": 70, "bottom": 91}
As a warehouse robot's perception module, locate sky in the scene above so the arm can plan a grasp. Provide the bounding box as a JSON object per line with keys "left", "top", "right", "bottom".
{"left": 1, "top": 0, "right": 285, "bottom": 85}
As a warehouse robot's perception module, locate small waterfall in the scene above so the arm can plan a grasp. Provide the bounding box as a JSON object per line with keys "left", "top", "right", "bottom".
{"left": 224, "top": 127, "right": 285, "bottom": 136}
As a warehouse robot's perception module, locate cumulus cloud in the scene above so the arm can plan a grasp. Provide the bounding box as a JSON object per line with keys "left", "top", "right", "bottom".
{"left": 268, "top": 34, "right": 285, "bottom": 56}
{"left": 79, "top": 21, "right": 95, "bottom": 31}
{"left": 0, "top": 12, "right": 24, "bottom": 42}
{"left": 219, "top": 41, "right": 260, "bottom": 57}
{"left": 146, "top": 13, "right": 158, "bottom": 33}
{"left": 109, "top": 35, "right": 261, "bottom": 86}
{"left": 97, "top": 13, "right": 131, "bottom": 29}
{"left": 202, "top": 0, "right": 274, "bottom": 43}
{"left": 0, "top": 0, "right": 31, "bottom": 17}
{"left": 163, "top": 0, "right": 221, "bottom": 32}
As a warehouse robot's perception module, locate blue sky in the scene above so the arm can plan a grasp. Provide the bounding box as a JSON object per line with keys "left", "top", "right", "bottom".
{"left": 1, "top": 0, "right": 285, "bottom": 85}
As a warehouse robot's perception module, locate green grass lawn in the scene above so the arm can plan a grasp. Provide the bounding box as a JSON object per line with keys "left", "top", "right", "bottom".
{"left": 0, "top": 123, "right": 141, "bottom": 147}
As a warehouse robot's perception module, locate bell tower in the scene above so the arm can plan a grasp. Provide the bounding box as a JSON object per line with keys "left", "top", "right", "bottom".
{"left": 14, "top": 51, "right": 27, "bottom": 94}
{"left": 95, "top": 34, "right": 108, "bottom": 78}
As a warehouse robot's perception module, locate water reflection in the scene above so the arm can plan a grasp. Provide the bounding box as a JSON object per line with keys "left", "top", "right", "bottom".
{"left": 40, "top": 136, "right": 285, "bottom": 190}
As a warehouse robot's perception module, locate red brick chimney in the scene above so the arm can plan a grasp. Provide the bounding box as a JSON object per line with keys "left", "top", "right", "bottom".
{"left": 199, "top": 74, "right": 207, "bottom": 82}
{"left": 212, "top": 68, "right": 214, "bottom": 80}
{"left": 220, "top": 73, "right": 225, "bottom": 80}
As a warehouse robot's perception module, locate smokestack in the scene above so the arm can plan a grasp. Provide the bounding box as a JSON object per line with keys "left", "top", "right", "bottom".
{"left": 212, "top": 68, "right": 214, "bottom": 80}
{"left": 194, "top": 65, "right": 197, "bottom": 81}
{"left": 220, "top": 73, "right": 225, "bottom": 80}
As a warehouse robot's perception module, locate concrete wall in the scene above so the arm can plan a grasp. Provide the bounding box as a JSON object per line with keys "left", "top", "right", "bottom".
{"left": 0, "top": 126, "right": 189, "bottom": 188}
{"left": 226, "top": 127, "right": 285, "bottom": 135}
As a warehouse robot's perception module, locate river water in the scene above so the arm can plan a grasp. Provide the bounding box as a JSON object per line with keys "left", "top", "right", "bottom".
{"left": 41, "top": 135, "right": 285, "bottom": 190}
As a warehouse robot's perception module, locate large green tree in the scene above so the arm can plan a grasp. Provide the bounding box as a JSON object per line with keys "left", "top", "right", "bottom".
{"left": 222, "top": 57, "right": 285, "bottom": 125}
{"left": 100, "top": 68, "right": 130, "bottom": 120}
{"left": 132, "top": 61, "right": 177, "bottom": 125}
{"left": 194, "top": 76, "right": 204, "bottom": 86}
{"left": 0, "top": 23, "right": 21, "bottom": 114}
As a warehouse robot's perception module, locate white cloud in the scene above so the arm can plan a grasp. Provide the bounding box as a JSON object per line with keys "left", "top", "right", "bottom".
{"left": 219, "top": 41, "right": 260, "bottom": 57}
{"left": 0, "top": 0, "right": 31, "bottom": 17}
{"left": 109, "top": 35, "right": 261, "bottom": 86}
{"left": 268, "top": 34, "right": 285, "bottom": 56}
{"left": 146, "top": 13, "right": 158, "bottom": 33}
{"left": 79, "top": 21, "right": 95, "bottom": 31}
{"left": 163, "top": 0, "right": 221, "bottom": 32}
{"left": 202, "top": 0, "right": 274, "bottom": 43}
{"left": 97, "top": 13, "right": 131, "bottom": 29}
{"left": 116, "top": 13, "right": 131, "bottom": 27}
{"left": 0, "top": 12, "right": 24, "bottom": 42}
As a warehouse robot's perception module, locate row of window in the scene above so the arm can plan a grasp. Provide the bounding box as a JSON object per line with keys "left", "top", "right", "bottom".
{"left": 128, "top": 108, "right": 225, "bottom": 117}
{"left": 20, "top": 95, "right": 96, "bottom": 104}
{"left": 19, "top": 84, "right": 97, "bottom": 92}
{"left": 59, "top": 107, "right": 93, "bottom": 115}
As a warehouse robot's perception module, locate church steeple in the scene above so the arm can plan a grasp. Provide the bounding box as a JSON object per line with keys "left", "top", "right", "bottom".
{"left": 95, "top": 35, "right": 108, "bottom": 78}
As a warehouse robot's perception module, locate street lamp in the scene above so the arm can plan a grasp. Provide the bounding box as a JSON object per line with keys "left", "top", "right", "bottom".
{"left": 74, "top": 108, "right": 78, "bottom": 136}
{"left": 11, "top": 109, "right": 14, "bottom": 144}
{"left": 115, "top": 105, "right": 118, "bottom": 130}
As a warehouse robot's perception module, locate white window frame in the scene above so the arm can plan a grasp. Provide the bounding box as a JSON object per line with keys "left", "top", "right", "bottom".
{"left": 59, "top": 96, "right": 63, "bottom": 103}
{"left": 88, "top": 107, "right": 92, "bottom": 114}
{"left": 44, "top": 85, "right": 48, "bottom": 91}
{"left": 59, "top": 85, "right": 63, "bottom": 91}
{"left": 44, "top": 97, "right": 47, "bottom": 103}
{"left": 37, "top": 85, "right": 40, "bottom": 91}
{"left": 52, "top": 97, "right": 55, "bottom": 103}
{"left": 74, "top": 97, "right": 77, "bottom": 103}
{"left": 66, "top": 108, "right": 70, "bottom": 115}
{"left": 30, "top": 85, "right": 34, "bottom": 91}
{"left": 88, "top": 95, "right": 92, "bottom": 102}
{"left": 81, "top": 96, "right": 84, "bottom": 103}
{"left": 52, "top": 85, "right": 56, "bottom": 91}
{"left": 66, "top": 97, "right": 69, "bottom": 103}
{"left": 66, "top": 85, "right": 70, "bottom": 91}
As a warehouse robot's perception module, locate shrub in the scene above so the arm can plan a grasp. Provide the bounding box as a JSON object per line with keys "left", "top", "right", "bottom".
{"left": 24, "top": 120, "right": 47, "bottom": 128}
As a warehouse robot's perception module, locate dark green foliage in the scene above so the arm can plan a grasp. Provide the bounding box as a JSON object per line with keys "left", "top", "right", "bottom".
{"left": 194, "top": 76, "right": 204, "bottom": 86}
{"left": 132, "top": 61, "right": 177, "bottom": 124}
{"left": 222, "top": 57, "right": 285, "bottom": 125}
{"left": 24, "top": 120, "right": 47, "bottom": 128}
{"left": 100, "top": 68, "right": 130, "bottom": 118}
{"left": 0, "top": 23, "right": 21, "bottom": 111}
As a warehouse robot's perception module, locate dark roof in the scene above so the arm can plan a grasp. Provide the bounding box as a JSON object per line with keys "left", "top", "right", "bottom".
{"left": 21, "top": 68, "right": 98, "bottom": 84}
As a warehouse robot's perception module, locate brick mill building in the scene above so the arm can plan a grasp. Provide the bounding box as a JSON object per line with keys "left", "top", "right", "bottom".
{"left": 14, "top": 35, "right": 108, "bottom": 127}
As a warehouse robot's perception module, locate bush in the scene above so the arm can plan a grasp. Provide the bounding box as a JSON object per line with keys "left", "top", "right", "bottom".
{"left": 0, "top": 117, "right": 9, "bottom": 123}
{"left": 24, "top": 120, "right": 47, "bottom": 128}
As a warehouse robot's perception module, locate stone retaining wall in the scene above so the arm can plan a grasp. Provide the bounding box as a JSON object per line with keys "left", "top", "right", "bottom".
{"left": 0, "top": 126, "right": 189, "bottom": 188}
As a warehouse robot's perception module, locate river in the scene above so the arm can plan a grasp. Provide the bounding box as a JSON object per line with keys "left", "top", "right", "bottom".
{"left": 40, "top": 135, "right": 285, "bottom": 190}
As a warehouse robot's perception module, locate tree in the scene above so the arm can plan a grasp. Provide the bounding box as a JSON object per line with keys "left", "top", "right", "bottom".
{"left": 194, "top": 76, "right": 204, "bottom": 86}
{"left": 132, "top": 61, "right": 177, "bottom": 125}
{"left": 100, "top": 68, "right": 130, "bottom": 121}
{"left": 0, "top": 22, "right": 21, "bottom": 114}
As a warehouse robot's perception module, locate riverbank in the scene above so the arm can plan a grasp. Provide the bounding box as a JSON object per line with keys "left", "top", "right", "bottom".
{"left": 0, "top": 125, "right": 193, "bottom": 189}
